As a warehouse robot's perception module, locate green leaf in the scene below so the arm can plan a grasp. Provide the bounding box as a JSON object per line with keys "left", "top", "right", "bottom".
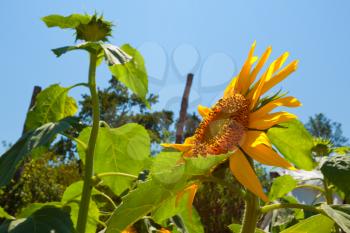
{"left": 42, "top": 14, "right": 91, "bottom": 29}
{"left": 61, "top": 181, "right": 100, "bottom": 233}
{"left": 77, "top": 123, "right": 151, "bottom": 195}
{"left": 177, "top": 202, "right": 204, "bottom": 233}
{"left": 320, "top": 204, "right": 350, "bottom": 233}
{"left": 228, "top": 224, "right": 266, "bottom": 233}
{"left": 17, "top": 202, "right": 62, "bottom": 218}
{"left": 0, "top": 118, "right": 75, "bottom": 188}
{"left": 267, "top": 119, "right": 315, "bottom": 170}
{"left": 268, "top": 175, "right": 298, "bottom": 201}
{"left": 0, "top": 206, "right": 74, "bottom": 233}
{"left": 25, "top": 84, "right": 77, "bottom": 131}
{"left": 52, "top": 42, "right": 103, "bottom": 57}
{"left": 280, "top": 214, "right": 334, "bottom": 233}
{"left": 0, "top": 207, "right": 14, "bottom": 220}
{"left": 108, "top": 44, "right": 149, "bottom": 107}
{"left": 106, "top": 151, "right": 229, "bottom": 233}
{"left": 321, "top": 155, "right": 350, "bottom": 196}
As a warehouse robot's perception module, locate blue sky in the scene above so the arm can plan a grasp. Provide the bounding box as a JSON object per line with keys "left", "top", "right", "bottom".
{"left": 1, "top": 1, "right": 350, "bottom": 151}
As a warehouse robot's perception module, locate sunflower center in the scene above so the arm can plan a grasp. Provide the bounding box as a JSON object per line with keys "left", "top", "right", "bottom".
{"left": 193, "top": 93, "right": 249, "bottom": 156}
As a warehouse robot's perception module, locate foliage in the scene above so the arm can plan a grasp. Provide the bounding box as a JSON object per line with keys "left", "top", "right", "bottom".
{"left": 0, "top": 152, "right": 80, "bottom": 216}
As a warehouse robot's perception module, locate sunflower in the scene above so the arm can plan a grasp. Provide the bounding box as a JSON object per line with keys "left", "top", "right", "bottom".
{"left": 162, "top": 42, "right": 301, "bottom": 201}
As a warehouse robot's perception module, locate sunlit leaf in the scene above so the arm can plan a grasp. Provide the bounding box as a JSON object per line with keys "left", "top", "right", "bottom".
{"left": 280, "top": 214, "right": 334, "bottom": 233}
{"left": 268, "top": 175, "right": 298, "bottom": 201}
{"left": 42, "top": 14, "right": 91, "bottom": 29}
{"left": 25, "top": 84, "right": 77, "bottom": 131}
{"left": 106, "top": 152, "right": 229, "bottom": 233}
{"left": 0, "top": 206, "right": 74, "bottom": 233}
{"left": 109, "top": 44, "right": 149, "bottom": 107}
{"left": 0, "top": 207, "right": 14, "bottom": 220}
{"left": 320, "top": 204, "right": 350, "bottom": 233}
{"left": 321, "top": 155, "right": 350, "bottom": 196}
{"left": 77, "top": 123, "right": 151, "bottom": 195}
{"left": 267, "top": 119, "right": 315, "bottom": 170}
{"left": 0, "top": 118, "right": 75, "bottom": 188}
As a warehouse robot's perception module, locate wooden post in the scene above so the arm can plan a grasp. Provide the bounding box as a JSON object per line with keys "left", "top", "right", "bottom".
{"left": 22, "top": 85, "right": 42, "bottom": 134}
{"left": 14, "top": 85, "right": 42, "bottom": 182}
{"left": 175, "top": 73, "right": 194, "bottom": 143}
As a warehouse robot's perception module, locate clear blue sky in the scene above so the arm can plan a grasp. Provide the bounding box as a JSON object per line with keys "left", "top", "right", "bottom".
{"left": 1, "top": 1, "right": 350, "bottom": 151}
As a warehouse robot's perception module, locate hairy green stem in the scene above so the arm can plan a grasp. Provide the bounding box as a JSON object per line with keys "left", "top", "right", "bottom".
{"left": 76, "top": 53, "right": 100, "bottom": 233}
{"left": 240, "top": 191, "right": 260, "bottom": 233}
{"left": 323, "top": 179, "right": 333, "bottom": 204}
{"left": 260, "top": 203, "right": 322, "bottom": 214}
{"left": 240, "top": 156, "right": 259, "bottom": 233}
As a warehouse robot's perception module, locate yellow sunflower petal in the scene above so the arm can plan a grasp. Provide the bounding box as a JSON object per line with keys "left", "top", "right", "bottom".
{"left": 247, "top": 46, "right": 272, "bottom": 92}
{"left": 184, "top": 136, "right": 195, "bottom": 144}
{"left": 197, "top": 105, "right": 211, "bottom": 118}
{"left": 235, "top": 41, "right": 256, "bottom": 93}
{"left": 248, "top": 61, "right": 276, "bottom": 110}
{"left": 176, "top": 184, "right": 198, "bottom": 219}
{"left": 242, "top": 130, "right": 271, "bottom": 147}
{"left": 273, "top": 52, "right": 289, "bottom": 74}
{"left": 249, "top": 111, "right": 297, "bottom": 130}
{"left": 260, "top": 60, "right": 299, "bottom": 96}
{"left": 250, "top": 96, "right": 301, "bottom": 119}
{"left": 229, "top": 150, "right": 268, "bottom": 202}
{"left": 223, "top": 76, "right": 238, "bottom": 98}
{"left": 241, "top": 131, "right": 293, "bottom": 169}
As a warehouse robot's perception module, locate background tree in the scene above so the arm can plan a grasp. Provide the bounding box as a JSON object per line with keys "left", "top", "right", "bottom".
{"left": 305, "top": 113, "right": 348, "bottom": 147}
{"left": 79, "top": 78, "right": 174, "bottom": 145}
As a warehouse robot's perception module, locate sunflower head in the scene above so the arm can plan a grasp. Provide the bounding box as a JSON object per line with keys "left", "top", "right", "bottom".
{"left": 162, "top": 42, "right": 301, "bottom": 202}
{"left": 193, "top": 93, "right": 249, "bottom": 156}
{"left": 75, "top": 14, "right": 112, "bottom": 42}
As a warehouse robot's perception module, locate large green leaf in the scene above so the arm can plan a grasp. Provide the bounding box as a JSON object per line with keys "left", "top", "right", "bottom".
{"left": 52, "top": 42, "right": 103, "bottom": 57}
{"left": 320, "top": 204, "right": 350, "bottom": 233}
{"left": 77, "top": 123, "right": 151, "bottom": 195}
{"left": 268, "top": 175, "right": 298, "bottom": 201}
{"left": 0, "top": 206, "right": 74, "bottom": 233}
{"left": 267, "top": 119, "right": 315, "bottom": 170}
{"left": 42, "top": 14, "right": 91, "bottom": 29}
{"left": 108, "top": 44, "right": 149, "bottom": 107}
{"left": 25, "top": 84, "right": 77, "bottom": 131}
{"left": 280, "top": 214, "right": 334, "bottom": 233}
{"left": 17, "top": 202, "right": 62, "bottom": 218}
{"left": 321, "top": 155, "right": 350, "bottom": 195}
{"left": 61, "top": 181, "right": 100, "bottom": 233}
{"left": 0, "top": 118, "right": 75, "bottom": 188}
{"left": 228, "top": 224, "right": 266, "bottom": 233}
{"left": 106, "top": 152, "right": 229, "bottom": 233}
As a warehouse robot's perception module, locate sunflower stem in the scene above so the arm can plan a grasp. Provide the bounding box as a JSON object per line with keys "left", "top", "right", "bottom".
{"left": 76, "top": 52, "right": 100, "bottom": 233}
{"left": 240, "top": 191, "right": 260, "bottom": 233}
{"left": 240, "top": 156, "right": 260, "bottom": 233}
